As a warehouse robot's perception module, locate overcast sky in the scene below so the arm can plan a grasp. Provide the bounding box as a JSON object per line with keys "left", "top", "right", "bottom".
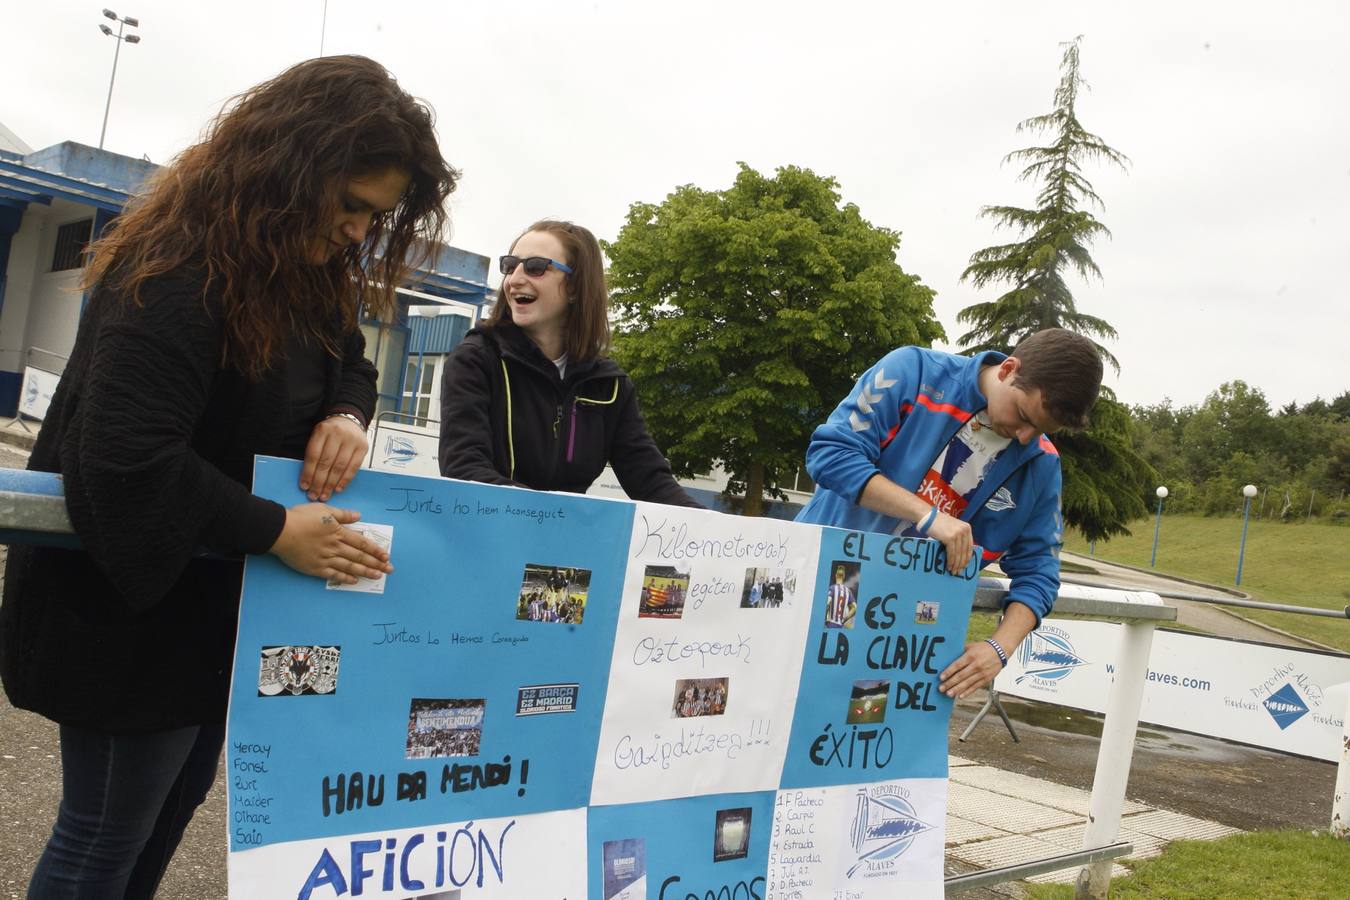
{"left": 6, "top": 1, "right": 1347, "bottom": 409}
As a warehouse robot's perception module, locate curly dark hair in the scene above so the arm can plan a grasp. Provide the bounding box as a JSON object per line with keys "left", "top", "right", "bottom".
{"left": 83, "top": 55, "right": 459, "bottom": 378}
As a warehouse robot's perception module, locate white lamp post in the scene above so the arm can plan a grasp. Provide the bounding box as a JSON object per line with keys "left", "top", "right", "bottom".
{"left": 1149, "top": 486, "right": 1168, "bottom": 568}
{"left": 1236, "top": 484, "right": 1258, "bottom": 586}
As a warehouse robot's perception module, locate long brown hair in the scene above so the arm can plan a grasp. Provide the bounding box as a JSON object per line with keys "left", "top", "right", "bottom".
{"left": 486, "top": 219, "right": 611, "bottom": 364}
{"left": 83, "top": 55, "right": 458, "bottom": 379}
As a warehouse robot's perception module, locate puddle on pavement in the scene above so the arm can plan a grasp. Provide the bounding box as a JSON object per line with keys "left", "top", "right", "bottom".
{"left": 995, "top": 698, "right": 1254, "bottom": 763}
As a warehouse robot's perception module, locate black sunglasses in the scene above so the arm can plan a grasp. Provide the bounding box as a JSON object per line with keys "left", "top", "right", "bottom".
{"left": 499, "top": 255, "right": 573, "bottom": 277}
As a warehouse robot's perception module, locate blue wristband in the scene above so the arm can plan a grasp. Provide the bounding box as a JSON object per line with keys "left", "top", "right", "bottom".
{"left": 916, "top": 506, "right": 939, "bottom": 536}
{"left": 985, "top": 637, "right": 1009, "bottom": 668}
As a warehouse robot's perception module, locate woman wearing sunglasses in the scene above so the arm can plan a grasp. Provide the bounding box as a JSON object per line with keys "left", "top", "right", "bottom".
{"left": 438, "top": 220, "right": 699, "bottom": 507}
{"left": 0, "top": 56, "right": 456, "bottom": 897}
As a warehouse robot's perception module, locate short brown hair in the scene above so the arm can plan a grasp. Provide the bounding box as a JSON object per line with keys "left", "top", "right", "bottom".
{"left": 1009, "top": 328, "right": 1103, "bottom": 429}
{"left": 486, "top": 220, "right": 611, "bottom": 364}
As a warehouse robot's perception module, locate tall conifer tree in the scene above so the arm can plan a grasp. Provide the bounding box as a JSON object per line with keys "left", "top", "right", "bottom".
{"left": 957, "top": 36, "right": 1125, "bottom": 363}
{"left": 958, "top": 37, "right": 1151, "bottom": 540}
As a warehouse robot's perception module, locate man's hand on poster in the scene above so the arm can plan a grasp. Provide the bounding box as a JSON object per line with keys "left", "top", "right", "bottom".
{"left": 939, "top": 601, "right": 1037, "bottom": 699}
{"left": 938, "top": 640, "right": 1004, "bottom": 699}
{"left": 926, "top": 512, "right": 974, "bottom": 575}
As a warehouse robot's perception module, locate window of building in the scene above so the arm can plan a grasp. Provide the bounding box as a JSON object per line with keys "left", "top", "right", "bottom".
{"left": 402, "top": 353, "right": 447, "bottom": 423}
{"left": 51, "top": 219, "right": 94, "bottom": 271}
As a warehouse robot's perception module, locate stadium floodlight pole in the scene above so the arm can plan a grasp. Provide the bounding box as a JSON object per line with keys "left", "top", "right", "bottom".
{"left": 1235, "top": 484, "right": 1258, "bottom": 586}
{"left": 319, "top": 0, "right": 328, "bottom": 56}
{"left": 98, "top": 9, "right": 141, "bottom": 150}
{"left": 1149, "top": 486, "right": 1168, "bottom": 569}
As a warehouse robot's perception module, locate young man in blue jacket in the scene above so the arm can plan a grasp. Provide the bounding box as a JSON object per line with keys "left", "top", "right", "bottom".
{"left": 796, "top": 328, "right": 1103, "bottom": 700}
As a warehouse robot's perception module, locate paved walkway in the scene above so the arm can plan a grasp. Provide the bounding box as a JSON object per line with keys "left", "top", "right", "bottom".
{"left": 944, "top": 753, "right": 1240, "bottom": 892}
{"left": 0, "top": 415, "right": 38, "bottom": 452}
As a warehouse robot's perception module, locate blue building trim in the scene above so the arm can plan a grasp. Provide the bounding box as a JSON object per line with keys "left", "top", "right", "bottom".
{"left": 0, "top": 204, "right": 23, "bottom": 360}
{"left": 0, "top": 205, "right": 18, "bottom": 414}
{"left": 0, "top": 159, "right": 131, "bottom": 205}
{"left": 407, "top": 310, "right": 471, "bottom": 355}
{"left": 400, "top": 311, "right": 472, "bottom": 417}
{"left": 0, "top": 186, "right": 50, "bottom": 206}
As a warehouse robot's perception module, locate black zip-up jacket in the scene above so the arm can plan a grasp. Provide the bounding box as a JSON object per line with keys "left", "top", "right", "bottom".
{"left": 438, "top": 323, "right": 700, "bottom": 508}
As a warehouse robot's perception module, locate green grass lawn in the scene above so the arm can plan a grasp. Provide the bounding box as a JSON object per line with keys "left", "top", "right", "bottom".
{"left": 1065, "top": 515, "right": 1350, "bottom": 653}
{"left": 1026, "top": 830, "right": 1350, "bottom": 899}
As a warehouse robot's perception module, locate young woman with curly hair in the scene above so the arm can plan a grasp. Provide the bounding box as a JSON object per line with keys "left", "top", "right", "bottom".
{"left": 0, "top": 55, "right": 457, "bottom": 897}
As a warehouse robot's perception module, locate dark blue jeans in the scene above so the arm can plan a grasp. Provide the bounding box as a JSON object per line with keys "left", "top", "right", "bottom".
{"left": 27, "top": 722, "right": 224, "bottom": 899}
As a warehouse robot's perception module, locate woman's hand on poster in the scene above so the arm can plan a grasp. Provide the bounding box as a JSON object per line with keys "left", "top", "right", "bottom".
{"left": 270, "top": 503, "right": 393, "bottom": 584}
{"left": 300, "top": 414, "right": 368, "bottom": 501}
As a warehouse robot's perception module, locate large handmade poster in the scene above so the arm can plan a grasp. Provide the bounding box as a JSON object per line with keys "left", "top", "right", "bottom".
{"left": 226, "top": 460, "right": 977, "bottom": 899}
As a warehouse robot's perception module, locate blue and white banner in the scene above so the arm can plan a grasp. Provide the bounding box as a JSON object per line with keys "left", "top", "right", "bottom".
{"left": 226, "top": 460, "right": 976, "bottom": 898}
{"left": 365, "top": 419, "right": 441, "bottom": 477}
{"left": 996, "top": 619, "right": 1350, "bottom": 761}
{"left": 16, "top": 365, "right": 59, "bottom": 421}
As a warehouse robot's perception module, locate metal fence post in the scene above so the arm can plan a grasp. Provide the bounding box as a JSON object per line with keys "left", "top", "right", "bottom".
{"left": 1074, "top": 620, "right": 1157, "bottom": 899}
{"left": 1333, "top": 688, "right": 1350, "bottom": 839}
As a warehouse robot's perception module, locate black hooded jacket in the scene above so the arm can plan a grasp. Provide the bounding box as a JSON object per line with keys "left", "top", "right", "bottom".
{"left": 438, "top": 322, "right": 699, "bottom": 508}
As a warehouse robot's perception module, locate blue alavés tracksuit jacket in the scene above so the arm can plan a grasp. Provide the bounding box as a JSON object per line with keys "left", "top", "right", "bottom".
{"left": 796, "top": 346, "right": 1063, "bottom": 624}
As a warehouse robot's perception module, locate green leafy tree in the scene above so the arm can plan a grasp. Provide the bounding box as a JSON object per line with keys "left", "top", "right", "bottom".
{"left": 1329, "top": 391, "right": 1350, "bottom": 420}
{"left": 1327, "top": 431, "right": 1350, "bottom": 492}
{"left": 1126, "top": 382, "right": 1349, "bottom": 520}
{"left": 605, "top": 163, "right": 943, "bottom": 515}
{"left": 954, "top": 36, "right": 1148, "bottom": 540}
{"left": 1179, "top": 381, "right": 1276, "bottom": 476}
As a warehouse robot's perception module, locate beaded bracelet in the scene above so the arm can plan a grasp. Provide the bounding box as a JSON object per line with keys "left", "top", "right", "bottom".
{"left": 984, "top": 637, "right": 1009, "bottom": 668}
{"left": 327, "top": 412, "right": 366, "bottom": 431}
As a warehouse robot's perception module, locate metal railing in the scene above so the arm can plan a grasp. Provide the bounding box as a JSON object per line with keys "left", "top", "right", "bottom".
{"left": 967, "top": 578, "right": 1176, "bottom": 897}
{"left": 945, "top": 841, "right": 1134, "bottom": 894}
{"left": 1058, "top": 572, "right": 1350, "bottom": 846}
{"left": 1138, "top": 585, "right": 1350, "bottom": 620}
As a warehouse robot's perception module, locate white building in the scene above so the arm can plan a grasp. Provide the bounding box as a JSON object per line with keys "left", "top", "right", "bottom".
{"left": 0, "top": 125, "right": 492, "bottom": 420}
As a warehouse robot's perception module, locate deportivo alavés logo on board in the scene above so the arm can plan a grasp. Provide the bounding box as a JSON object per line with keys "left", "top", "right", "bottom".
{"left": 1246, "top": 662, "right": 1328, "bottom": 732}
{"left": 1014, "top": 625, "right": 1089, "bottom": 686}
{"left": 1262, "top": 682, "right": 1310, "bottom": 730}
{"left": 845, "top": 785, "right": 933, "bottom": 878}
{"left": 381, "top": 434, "right": 419, "bottom": 468}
